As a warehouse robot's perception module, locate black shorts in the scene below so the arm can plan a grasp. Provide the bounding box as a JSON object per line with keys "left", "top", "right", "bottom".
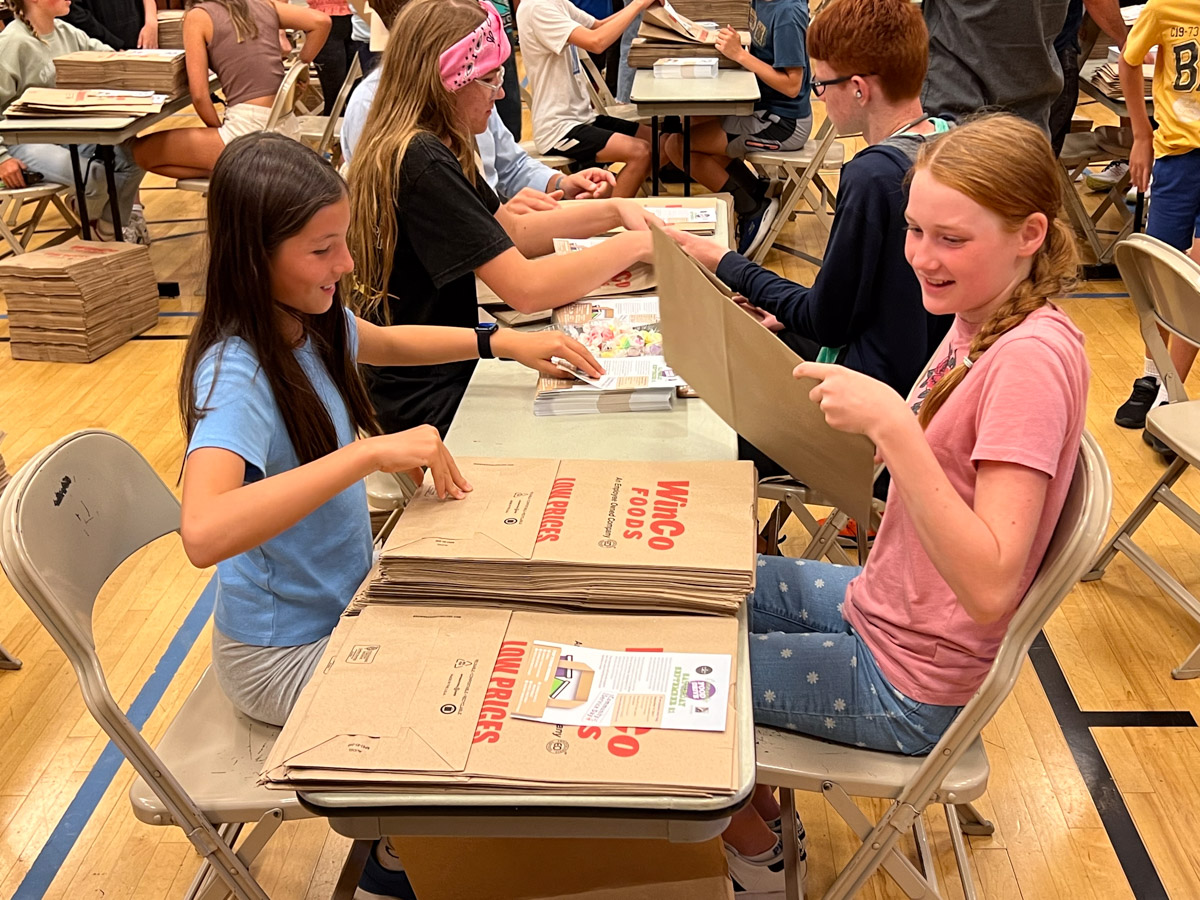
{"left": 553, "top": 115, "right": 641, "bottom": 168}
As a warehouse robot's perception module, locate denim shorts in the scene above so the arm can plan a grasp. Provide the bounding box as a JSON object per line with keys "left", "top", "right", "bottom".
{"left": 1146, "top": 147, "right": 1200, "bottom": 251}
{"left": 749, "top": 556, "right": 962, "bottom": 755}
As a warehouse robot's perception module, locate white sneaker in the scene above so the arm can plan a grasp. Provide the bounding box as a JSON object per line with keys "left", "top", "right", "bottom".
{"left": 128, "top": 205, "right": 151, "bottom": 245}
{"left": 726, "top": 836, "right": 804, "bottom": 897}
{"left": 1085, "top": 160, "right": 1129, "bottom": 192}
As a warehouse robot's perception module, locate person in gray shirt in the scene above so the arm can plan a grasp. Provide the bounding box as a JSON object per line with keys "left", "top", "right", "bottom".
{"left": 922, "top": 0, "right": 1069, "bottom": 134}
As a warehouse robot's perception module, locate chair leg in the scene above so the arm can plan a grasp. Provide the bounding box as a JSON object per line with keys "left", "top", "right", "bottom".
{"left": 186, "top": 823, "right": 243, "bottom": 900}
{"left": 1174, "top": 643, "right": 1200, "bottom": 680}
{"left": 1082, "top": 456, "right": 1188, "bottom": 580}
{"left": 955, "top": 803, "right": 994, "bottom": 836}
{"left": 0, "top": 642, "right": 21, "bottom": 670}
{"left": 945, "top": 803, "right": 979, "bottom": 900}
{"left": 789, "top": 498, "right": 855, "bottom": 566}
{"left": 780, "top": 788, "right": 803, "bottom": 900}
{"left": 911, "top": 813, "right": 939, "bottom": 896}
{"left": 760, "top": 500, "right": 792, "bottom": 555}
{"left": 192, "top": 809, "right": 284, "bottom": 900}
{"left": 331, "top": 839, "right": 374, "bottom": 900}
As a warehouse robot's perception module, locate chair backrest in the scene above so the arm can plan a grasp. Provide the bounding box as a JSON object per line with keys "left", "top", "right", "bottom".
{"left": 265, "top": 60, "right": 309, "bottom": 132}
{"left": 317, "top": 52, "right": 363, "bottom": 157}
{"left": 1116, "top": 234, "right": 1200, "bottom": 405}
{"left": 579, "top": 54, "right": 619, "bottom": 114}
{"left": 892, "top": 431, "right": 1111, "bottom": 810}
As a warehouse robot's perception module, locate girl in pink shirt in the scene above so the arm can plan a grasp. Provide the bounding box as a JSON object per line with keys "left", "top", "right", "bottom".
{"left": 724, "top": 113, "right": 1089, "bottom": 892}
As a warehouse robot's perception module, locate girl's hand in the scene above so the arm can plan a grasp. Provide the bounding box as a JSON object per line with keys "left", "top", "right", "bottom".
{"left": 716, "top": 27, "right": 746, "bottom": 64}
{"left": 561, "top": 168, "right": 616, "bottom": 200}
{"left": 367, "top": 424, "right": 471, "bottom": 500}
{"left": 614, "top": 199, "right": 665, "bottom": 232}
{"left": 495, "top": 329, "right": 605, "bottom": 379}
{"left": 0, "top": 158, "right": 27, "bottom": 189}
{"left": 735, "top": 296, "right": 784, "bottom": 332}
{"left": 506, "top": 187, "right": 562, "bottom": 215}
{"left": 794, "top": 362, "right": 908, "bottom": 441}
{"left": 664, "top": 226, "right": 727, "bottom": 271}
{"left": 138, "top": 20, "right": 159, "bottom": 48}
{"left": 1129, "top": 137, "right": 1154, "bottom": 193}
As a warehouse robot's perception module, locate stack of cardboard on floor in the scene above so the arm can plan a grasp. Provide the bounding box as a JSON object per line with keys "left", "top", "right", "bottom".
{"left": 260, "top": 603, "right": 743, "bottom": 799}
{"left": 54, "top": 49, "right": 187, "bottom": 95}
{"left": 361, "top": 457, "right": 757, "bottom": 613}
{"left": 156, "top": 11, "right": 185, "bottom": 49}
{"left": 627, "top": 0, "right": 749, "bottom": 70}
{"left": 4, "top": 87, "right": 168, "bottom": 118}
{"left": 0, "top": 240, "right": 158, "bottom": 362}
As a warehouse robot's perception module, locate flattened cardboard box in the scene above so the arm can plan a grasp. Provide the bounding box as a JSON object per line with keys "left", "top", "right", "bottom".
{"left": 262, "top": 606, "right": 740, "bottom": 796}
{"left": 652, "top": 225, "right": 878, "bottom": 525}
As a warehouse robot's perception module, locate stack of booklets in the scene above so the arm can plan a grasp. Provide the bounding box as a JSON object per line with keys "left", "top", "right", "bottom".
{"left": 358, "top": 456, "right": 757, "bottom": 614}
{"left": 534, "top": 296, "right": 684, "bottom": 416}
{"left": 0, "top": 432, "right": 9, "bottom": 497}
{"left": 4, "top": 87, "right": 168, "bottom": 118}
{"left": 54, "top": 50, "right": 187, "bottom": 94}
{"left": 157, "top": 11, "right": 185, "bottom": 49}
{"left": 260, "top": 603, "right": 743, "bottom": 798}
{"left": 0, "top": 240, "right": 159, "bottom": 363}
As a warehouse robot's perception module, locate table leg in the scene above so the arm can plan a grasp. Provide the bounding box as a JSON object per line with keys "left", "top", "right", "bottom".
{"left": 68, "top": 145, "right": 91, "bottom": 241}
{"left": 683, "top": 115, "right": 691, "bottom": 198}
{"left": 97, "top": 145, "right": 124, "bottom": 240}
{"left": 650, "top": 115, "right": 660, "bottom": 196}
{"left": 330, "top": 839, "right": 372, "bottom": 900}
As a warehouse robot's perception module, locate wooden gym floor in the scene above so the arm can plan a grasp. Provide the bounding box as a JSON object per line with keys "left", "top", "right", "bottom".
{"left": 2, "top": 96, "right": 1200, "bottom": 899}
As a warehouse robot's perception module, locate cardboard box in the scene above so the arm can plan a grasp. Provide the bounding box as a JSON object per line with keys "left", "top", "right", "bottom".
{"left": 652, "top": 225, "right": 878, "bottom": 525}
{"left": 654, "top": 57, "right": 720, "bottom": 78}
{"left": 391, "top": 836, "right": 733, "bottom": 900}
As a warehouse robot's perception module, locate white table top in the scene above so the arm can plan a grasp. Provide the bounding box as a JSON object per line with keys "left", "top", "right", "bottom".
{"left": 445, "top": 360, "right": 737, "bottom": 462}
{"left": 630, "top": 67, "right": 760, "bottom": 104}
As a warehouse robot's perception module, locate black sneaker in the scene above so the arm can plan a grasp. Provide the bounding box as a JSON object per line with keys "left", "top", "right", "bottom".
{"left": 1115, "top": 376, "right": 1161, "bottom": 428}
{"left": 1142, "top": 425, "right": 1177, "bottom": 462}
{"left": 737, "top": 198, "right": 779, "bottom": 256}
{"left": 356, "top": 840, "right": 418, "bottom": 900}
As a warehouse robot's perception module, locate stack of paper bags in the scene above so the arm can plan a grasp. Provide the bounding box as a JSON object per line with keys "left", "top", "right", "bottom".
{"left": 670, "top": 0, "right": 749, "bottom": 28}
{"left": 534, "top": 296, "right": 681, "bottom": 416}
{"left": 0, "top": 432, "right": 9, "bottom": 497}
{"left": 630, "top": 0, "right": 748, "bottom": 69}
{"left": 261, "top": 604, "right": 742, "bottom": 798}
{"left": 1089, "top": 58, "right": 1153, "bottom": 102}
{"left": 157, "top": 11, "right": 185, "bottom": 49}
{"left": 4, "top": 87, "right": 167, "bottom": 118}
{"left": 54, "top": 50, "right": 187, "bottom": 95}
{"left": 0, "top": 240, "right": 158, "bottom": 363}
{"left": 361, "top": 457, "right": 756, "bottom": 614}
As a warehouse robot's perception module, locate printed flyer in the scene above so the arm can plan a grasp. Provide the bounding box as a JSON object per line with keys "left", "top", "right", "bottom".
{"left": 511, "top": 642, "right": 731, "bottom": 732}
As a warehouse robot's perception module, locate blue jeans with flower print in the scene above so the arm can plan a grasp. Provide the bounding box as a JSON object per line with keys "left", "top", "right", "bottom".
{"left": 750, "top": 556, "right": 962, "bottom": 755}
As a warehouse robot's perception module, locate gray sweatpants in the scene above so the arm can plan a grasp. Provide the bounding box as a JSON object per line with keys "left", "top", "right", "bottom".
{"left": 212, "top": 627, "right": 329, "bottom": 726}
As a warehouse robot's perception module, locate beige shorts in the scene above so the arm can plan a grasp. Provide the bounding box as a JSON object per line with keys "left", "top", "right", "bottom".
{"left": 218, "top": 103, "right": 300, "bottom": 145}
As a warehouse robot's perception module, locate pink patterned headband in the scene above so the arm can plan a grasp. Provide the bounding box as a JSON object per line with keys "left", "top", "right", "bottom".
{"left": 439, "top": 2, "right": 511, "bottom": 92}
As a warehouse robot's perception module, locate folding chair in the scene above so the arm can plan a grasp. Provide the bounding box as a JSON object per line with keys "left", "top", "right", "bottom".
{"left": 0, "top": 641, "right": 19, "bottom": 670}
{"left": 757, "top": 431, "right": 1111, "bottom": 900}
{"left": 745, "top": 118, "right": 845, "bottom": 266}
{"left": 518, "top": 139, "right": 574, "bottom": 175}
{"left": 296, "top": 53, "right": 363, "bottom": 161}
{"left": 1082, "top": 234, "right": 1200, "bottom": 678}
{"left": 1057, "top": 126, "right": 1137, "bottom": 265}
{"left": 0, "top": 430, "right": 315, "bottom": 900}
{"left": 579, "top": 54, "right": 644, "bottom": 123}
{"left": 758, "top": 475, "right": 882, "bottom": 565}
{"left": 0, "top": 183, "right": 80, "bottom": 256}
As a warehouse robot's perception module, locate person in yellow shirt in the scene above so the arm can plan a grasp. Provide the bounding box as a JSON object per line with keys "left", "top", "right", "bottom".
{"left": 1113, "top": 0, "right": 1200, "bottom": 456}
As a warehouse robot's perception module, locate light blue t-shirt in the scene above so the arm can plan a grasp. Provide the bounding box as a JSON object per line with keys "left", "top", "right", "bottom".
{"left": 187, "top": 309, "right": 372, "bottom": 647}
{"left": 342, "top": 67, "right": 555, "bottom": 198}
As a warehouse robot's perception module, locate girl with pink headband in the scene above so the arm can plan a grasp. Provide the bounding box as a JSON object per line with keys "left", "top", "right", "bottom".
{"left": 346, "top": 0, "right": 662, "bottom": 439}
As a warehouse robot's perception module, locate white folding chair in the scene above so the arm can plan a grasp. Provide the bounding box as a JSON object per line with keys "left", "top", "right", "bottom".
{"left": 176, "top": 60, "right": 309, "bottom": 197}
{"left": 745, "top": 118, "right": 845, "bottom": 266}
{"left": 579, "top": 54, "right": 645, "bottom": 123}
{"left": 518, "top": 139, "right": 574, "bottom": 175}
{"left": 1082, "top": 234, "right": 1200, "bottom": 678}
{"left": 757, "top": 432, "right": 1111, "bottom": 900}
{"left": 0, "top": 183, "right": 80, "bottom": 256}
{"left": 296, "top": 53, "right": 363, "bottom": 160}
{"left": 1057, "top": 126, "right": 1137, "bottom": 265}
{"left": 0, "top": 430, "right": 315, "bottom": 900}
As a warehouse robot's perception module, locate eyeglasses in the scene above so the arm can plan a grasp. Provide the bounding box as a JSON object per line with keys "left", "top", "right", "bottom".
{"left": 810, "top": 73, "right": 875, "bottom": 97}
{"left": 476, "top": 66, "right": 505, "bottom": 95}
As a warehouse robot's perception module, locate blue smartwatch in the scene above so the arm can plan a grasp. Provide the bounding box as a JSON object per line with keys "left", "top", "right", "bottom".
{"left": 475, "top": 321, "right": 499, "bottom": 359}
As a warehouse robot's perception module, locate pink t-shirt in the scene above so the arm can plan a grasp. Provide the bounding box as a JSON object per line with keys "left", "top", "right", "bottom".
{"left": 843, "top": 305, "right": 1089, "bottom": 707}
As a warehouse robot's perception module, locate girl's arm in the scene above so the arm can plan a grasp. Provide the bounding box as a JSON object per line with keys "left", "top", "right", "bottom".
{"left": 355, "top": 318, "right": 605, "bottom": 377}
{"left": 476, "top": 232, "right": 653, "bottom": 313}
{"left": 494, "top": 197, "right": 658, "bottom": 258}
{"left": 138, "top": 0, "right": 159, "bottom": 48}
{"left": 275, "top": 1, "right": 331, "bottom": 63}
{"left": 183, "top": 10, "right": 221, "bottom": 127}
{"left": 181, "top": 427, "right": 468, "bottom": 568}
{"left": 795, "top": 362, "right": 1051, "bottom": 625}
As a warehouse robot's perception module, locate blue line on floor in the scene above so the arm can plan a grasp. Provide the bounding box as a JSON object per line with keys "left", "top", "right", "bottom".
{"left": 13, "top": 578, "right": 215, "bottom": 900}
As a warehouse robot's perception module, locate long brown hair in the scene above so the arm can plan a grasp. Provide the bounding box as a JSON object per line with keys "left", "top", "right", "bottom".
{"left": 345, "top": 0, "right": 486, "bottom": 323}
{"left": 914, "top": 114, "right": 1079, "bottom": 427}
{"left": 185, "top": 0, "right": 259, "bottom": 42}
{"left": 180, "top": 133, "right": 380, "bottom": 467}
{"left": 9, "top": 0, "right": 46, "bottom": 42}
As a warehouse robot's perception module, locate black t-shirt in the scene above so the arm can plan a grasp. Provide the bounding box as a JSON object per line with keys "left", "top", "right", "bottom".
{"left": 363, "top": 133, "right": 514, "bottom": 436}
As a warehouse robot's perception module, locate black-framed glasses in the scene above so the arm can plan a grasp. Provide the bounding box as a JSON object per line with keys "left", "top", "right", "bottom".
{"left": 810, "top": 73, "right": 874, "bottom": 97}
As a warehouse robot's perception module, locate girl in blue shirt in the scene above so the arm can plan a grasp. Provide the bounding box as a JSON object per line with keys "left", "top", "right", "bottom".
{"left": 179, "top": 131, "right": 601, "bottom": 728}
